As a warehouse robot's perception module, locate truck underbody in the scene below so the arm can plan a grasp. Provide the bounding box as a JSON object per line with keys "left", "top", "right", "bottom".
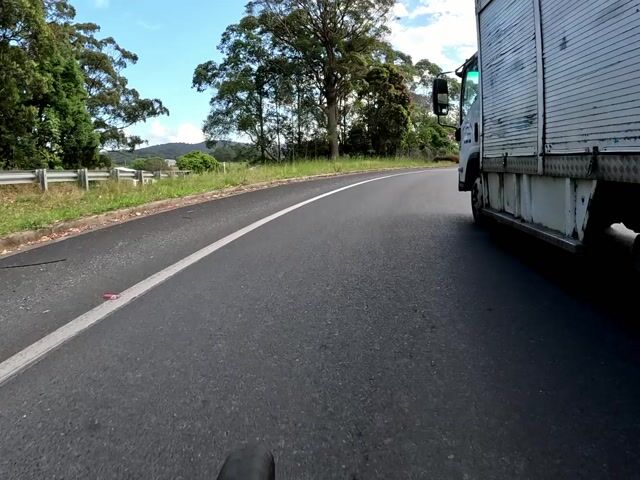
{"left": 478, "top": 159, "right": 640, "bottom": 252}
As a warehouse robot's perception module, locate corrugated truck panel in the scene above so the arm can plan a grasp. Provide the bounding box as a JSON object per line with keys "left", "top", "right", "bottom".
{"left": 480, "top": 0, "right": 539, "bottom": 158}
{"left": 542, "top": 0, "right": 640, "bottom": 153}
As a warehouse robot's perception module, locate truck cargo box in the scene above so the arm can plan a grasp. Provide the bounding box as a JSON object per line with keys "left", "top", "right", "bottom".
{"left": 478, "top": 0, "right": 640, "bottom": 161}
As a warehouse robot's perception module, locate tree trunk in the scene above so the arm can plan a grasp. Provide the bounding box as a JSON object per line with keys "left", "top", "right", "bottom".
{"left": 341, "top": 99, "right": 348, "bottom": 148}
{"left": 297, "top": 84, "right": 303, "bottom": 157}
{"left": 326, "top": 89, "right": 339, "bottom": 160}
{"left": 275, "top": 91, "right": 281, "bottom": 162}
{"left": 258, "top": 93, "right": 266, "bottom": 163}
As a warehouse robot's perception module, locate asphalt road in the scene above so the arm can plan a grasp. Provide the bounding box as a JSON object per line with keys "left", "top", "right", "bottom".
{"left": 1, "top": 168, "right": 640, "bottom": 479}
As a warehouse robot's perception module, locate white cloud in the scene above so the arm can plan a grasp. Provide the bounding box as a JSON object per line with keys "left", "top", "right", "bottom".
{"left": 393, "top": 3, "right": 409, "bottom": 17}
{"left": 390, "top": 1, "right": 477, "bottom": 71}
{"left": 173, "top": 123, "right": 206, "bottom": 144}
{"left": 134, "top": 121, "right": 205, "bottom": 146}
{"left": 94, "top": 0, "right": 109, "bottom": 8}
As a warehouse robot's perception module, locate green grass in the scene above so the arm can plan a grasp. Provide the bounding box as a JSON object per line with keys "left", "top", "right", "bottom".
{"left": 0, "top": 157, "right": 452, "bottom": 237}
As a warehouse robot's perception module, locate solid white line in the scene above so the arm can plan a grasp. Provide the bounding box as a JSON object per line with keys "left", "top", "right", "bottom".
{"left": 0, "top": 170, "right": 429, "bottom": 387}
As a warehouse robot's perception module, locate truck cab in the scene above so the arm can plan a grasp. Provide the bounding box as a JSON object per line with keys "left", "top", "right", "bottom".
{"left": 436, "top": 55, "right": 483, "bottom": 221}
{"left": 457, "top": 55, "right": 480, "bottom": 194}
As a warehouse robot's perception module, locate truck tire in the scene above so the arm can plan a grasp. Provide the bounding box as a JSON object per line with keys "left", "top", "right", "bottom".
{"left": 471, "top": 176, "right": 484, "bottom": 225}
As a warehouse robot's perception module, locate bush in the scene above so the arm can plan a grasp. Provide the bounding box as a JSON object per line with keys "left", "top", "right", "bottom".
{"left": 131, "top": 157, "right": 170, "bottom": 171}
{"left": 131, "top": 159, "right": 146, "bottom": 170}
{"left": 176, "top": 151, "right": 220, "bottom": 173}
{"left": 97, "top": 153, "right": 112, "bottom": 169}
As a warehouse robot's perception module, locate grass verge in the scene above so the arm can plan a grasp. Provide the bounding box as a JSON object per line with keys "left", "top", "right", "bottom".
{"left": 0, "top": 157, "right": 452, "bottom": 236}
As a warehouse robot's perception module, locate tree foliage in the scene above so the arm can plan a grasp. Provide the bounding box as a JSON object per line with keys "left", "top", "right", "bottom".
{"left": 0, "top": 0, "right": 168, "bottom": 170}
{"left": 0, "top": 0, "right": 98, "bottom": 168}
{"left": 47, "top": 1, "right": 169, "bottom": 151}
{"left": 176, "top": 151, "right": 220, "bottom": 173}
{"left": 361, "top": 65, "right": 412, "bottom": 156}
{"left": 246, "top": 0, "right": 395, "bottom": 159}
{"left": 194, "top": 16, "right": 278, "bottom": 163}
{"left": 406, "top": 108, "right": 458, "bottom": 158}
{"left": 196, "top": 2, "right": 460, "bottom": 162}
{"left": 194, "top": 15, "right": 319, "bottom": 163}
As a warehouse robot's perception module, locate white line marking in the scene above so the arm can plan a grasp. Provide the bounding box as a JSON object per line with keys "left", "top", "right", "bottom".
{"left": 0, "top": 170, "right": 430, "bottom": 386}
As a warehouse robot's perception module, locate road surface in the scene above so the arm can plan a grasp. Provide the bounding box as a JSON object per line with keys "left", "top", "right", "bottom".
{"left": 1, "top": 168, "right": 640, "bottom": 479}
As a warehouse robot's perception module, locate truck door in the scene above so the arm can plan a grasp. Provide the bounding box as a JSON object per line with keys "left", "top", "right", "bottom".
{"left": 459, "top": 58, "right": 480, "bottom": 191}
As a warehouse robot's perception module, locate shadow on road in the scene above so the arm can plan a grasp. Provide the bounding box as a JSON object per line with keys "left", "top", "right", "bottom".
{"left": 486, "top": 223, "right": 640, "bottom": 331}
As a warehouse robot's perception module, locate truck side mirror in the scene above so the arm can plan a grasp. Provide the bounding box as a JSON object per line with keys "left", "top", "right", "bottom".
{"left": 432, "top": 78, "right": 450, "bottom": 116}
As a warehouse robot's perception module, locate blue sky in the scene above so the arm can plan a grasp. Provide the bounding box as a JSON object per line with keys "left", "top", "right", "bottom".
{"left": 72, "top": 0, "right": 476, "bottom": 146}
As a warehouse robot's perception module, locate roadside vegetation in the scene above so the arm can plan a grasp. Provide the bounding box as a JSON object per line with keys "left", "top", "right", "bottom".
{"left": 1, "top": 1, "right": 167, "bottom": 170}
{"left": 193, "top": 1, "right": 460, "bottom": 163}
{"left": 1, "top": 1, "right": 460, "bottom": 238}
{"left": 0, "top": 157, "right": 453, "bottom": 236}
{"left": 2, "top": 0, "right": 459, "bottom": 172}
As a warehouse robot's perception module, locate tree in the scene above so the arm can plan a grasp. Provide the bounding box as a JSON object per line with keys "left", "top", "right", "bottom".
{"left": 195, "top": 5, "right": 457, "bottom": 162}
{"left": 46, "top": 0, "right": 169, "bottom": 151}
{"left": 0, "top": 0, "right": 98, "bottom": 169}
{"left": 248, "top": 0, "right": 395, "bottom": 159}
{"left": 176, "top": 151, "right": 220, "bottom": 173}
{"left": 0, "top": 0, "right": 48, "bottom": 168}
{"left": 214, "top": 143, "right": 261, "bottom": 163}
{"left": 195, "top": 15, "right": 320, "bottom": 163}
{"left": 194, "top": 16, "right": 276, "bottom": 163}
{"left": 405, "top": 106, "right": 458, "bottom": 158}
{"left": 0, "top": 0, "right": 168, "bottom": 169}
{"left": 285, "top": 59, "right": 319, "bottom": 159}
{"left": 344, "top": 122, "right": 371, "bottom": 155}
{"left": 412, "top": 58, "right": 460, "bottom": 123}
{"left": 41, "top": 48, "right": 100, "bottom": 168}
{"left": 344, "top": 65, "right": 411, "bottom": 156}
{"left": 361, "top": 65, "right": 411, "bottom": 155}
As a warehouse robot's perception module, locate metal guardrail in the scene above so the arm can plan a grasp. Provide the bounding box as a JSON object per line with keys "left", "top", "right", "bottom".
{"left": 48, "top": 171, "right": 78, "bottom": 182}
{"left": 88, "top": 171, "right": 110, "bottom": 181}
{"left": 0, "top": 168, "right": 192, "bottom": 191}
{"left": 0, "top": 171, "right": 37, "bottom": 185}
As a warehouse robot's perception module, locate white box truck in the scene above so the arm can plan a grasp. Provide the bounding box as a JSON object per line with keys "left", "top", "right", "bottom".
{"left": 433, "top": 0, "right": 640, "bottom": 252}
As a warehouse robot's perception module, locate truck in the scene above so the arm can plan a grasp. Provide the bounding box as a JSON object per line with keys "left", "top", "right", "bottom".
{"left": 433, "top": 0, "right": 640, "bottom": 252}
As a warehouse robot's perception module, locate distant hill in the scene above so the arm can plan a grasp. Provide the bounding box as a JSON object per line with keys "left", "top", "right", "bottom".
{"left": 106, "top": 141, "right": 250, "bottom": 165}
{"left": 134, "top": 142, "right": 213, "bottom": 157}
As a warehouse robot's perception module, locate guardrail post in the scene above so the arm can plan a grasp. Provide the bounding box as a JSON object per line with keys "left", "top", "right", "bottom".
{"left": 78, "top": 168, "right": 90, "bottom": 190}
{"left": 36, "top": 169, "right": 48, "bottom": 192}
{"left": 136, "top": 170, "right": 145, "bottom": 186}
{"left": 223, "top": 162, "right": 227, "bottom": 174}
{"left": 111, "top": 168, "right": 121, "bottom": 182}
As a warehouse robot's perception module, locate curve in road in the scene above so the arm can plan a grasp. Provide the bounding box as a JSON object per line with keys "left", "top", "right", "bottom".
{"left": 1, "top": 168, "right": 640, "bottom": 479}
